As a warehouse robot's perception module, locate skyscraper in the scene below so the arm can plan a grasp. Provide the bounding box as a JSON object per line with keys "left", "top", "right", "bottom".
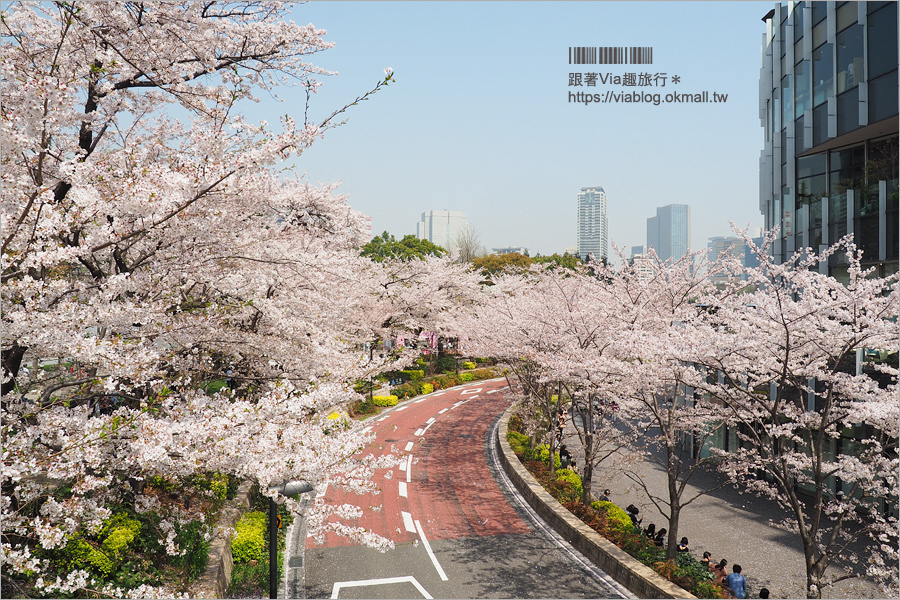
{"left": 416, "top": 210, "right": 470, "bottom": 251}
{"left": 646, "top": 204, "right": 691, "bottom": 262}
{"left": 576, "top": 186, "right": 608, "bottom": 262}
{"left": 758, "top": 2, "right": 898, "bottom": 280}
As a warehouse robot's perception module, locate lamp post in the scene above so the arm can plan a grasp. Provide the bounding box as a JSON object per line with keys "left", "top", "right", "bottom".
{"left": 268, "top": 481, "right": 313, "bottom": 599}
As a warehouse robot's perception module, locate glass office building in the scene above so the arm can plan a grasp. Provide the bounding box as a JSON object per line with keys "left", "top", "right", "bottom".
{"left": 647, "top": 204, "right": 691, "bottom": 262}
{"left": 576, "top": 186, "right": 608, "bottom": 262}
{"left": 759, "top": 1, "right": 898, "bottom": 279}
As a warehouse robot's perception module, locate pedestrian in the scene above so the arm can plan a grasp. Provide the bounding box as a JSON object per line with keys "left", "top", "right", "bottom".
{"left": 600, "top": 488, "right": 611, "bottom": 502}
{"left": 556, "top": 412, "right": 566, "bottom": 443}
{"left": 758, "top": 588, "right": 770, "bottom": 599}
{"left": 653, "top": 527, "right": 667, "bottom": 548}
{"left": 727, "top": 564, "right": 748, "bottom": 599}
{"left": 711, "top": 559, "right": 728, "bottom": 586}
{"left": 625, "top": 504, "right": 642, "bottom": 527}
{"left": 676, "top": 536, "right": 689, "bottom": 553}
{"left": 559, "top": 444, "right": 573, "bottom": 469}
{"left": 700, "top": 551, "right": 712, "bottom": 568}
{"left": 644, "top": 523, "right": 656, "bottom": 539}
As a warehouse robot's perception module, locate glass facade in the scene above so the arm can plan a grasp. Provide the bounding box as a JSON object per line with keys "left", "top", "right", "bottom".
{"left": 759, "top": 1, "right": 898, "bottom": 277}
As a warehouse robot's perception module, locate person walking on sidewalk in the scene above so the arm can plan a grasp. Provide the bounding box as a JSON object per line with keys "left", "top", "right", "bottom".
{"left": 727, "top": 564, "right": 748, "bottom": 599}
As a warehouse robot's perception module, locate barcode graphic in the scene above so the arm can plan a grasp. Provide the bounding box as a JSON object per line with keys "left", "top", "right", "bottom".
{"left": 569, "top": 46, "right": 653, "bottom": 65}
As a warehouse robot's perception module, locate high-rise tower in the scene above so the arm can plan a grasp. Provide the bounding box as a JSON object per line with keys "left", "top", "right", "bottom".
{"left": 576, "top": 186, "right": 608, "bottom": 262}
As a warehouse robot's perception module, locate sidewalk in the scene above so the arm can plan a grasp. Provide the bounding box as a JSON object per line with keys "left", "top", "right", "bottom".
{"left": 560, "top": 429, "right": 880, "bottom": 600}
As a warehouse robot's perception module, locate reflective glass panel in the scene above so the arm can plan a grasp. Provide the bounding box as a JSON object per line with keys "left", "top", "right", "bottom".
{"left": 837, "top": 25, "right": 863, "bottom": 93}
{"left": 813, "top": 43, "right": 833, "bottom": 107}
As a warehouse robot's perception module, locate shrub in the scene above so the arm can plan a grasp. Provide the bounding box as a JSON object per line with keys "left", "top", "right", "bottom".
{"left": 172, "top": 518, "right": 210, "bottom": 580}
{"left": 435, "top": 355, "right": 456, "bottom": 373}
{"left": 532, "top": 444, "right": 561, "bottom": 469}
{"left": 232, "top": 511, "right": 267, "bottom": 563}
{"left": 400, "top": 369, "right": 424, "bottom": 381}
{"left": 419, "top": 382, "right": 434, "bottom": 395}
{"left": 461, "top": 361, "right": 477, "bottom": 370}
{"left": 459, "top": 372, "right": 474, "bottom": 382}
{"left": 507, "top": 431, "right": 530, "bottom": 455}
{"left": 390, "top": 384, "right": 417, "bottom": 399}
{"left": 590, "top": 500, "right": 633, "bottom": 532}
{"left": 555, "top": 468, "right": 583, "bottom": 498}
{"left": 508, "top": 412, "right": 524, "bottom": 433}
{"left": 372, "top": 395, "right": 399, "bottom": 407}
{"left": 470, "top": 368, "right": 496, "bottom": 380}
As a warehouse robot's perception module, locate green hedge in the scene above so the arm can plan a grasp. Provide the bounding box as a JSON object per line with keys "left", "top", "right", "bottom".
{"left": 591, "top": 500, "right": 633, "bottom": 532}
{"left": 232, "top": 511, "right": 267, "bottom": 563}
{"left": 372, "top": 395, "right": 399, "bottom": 406}
{"left": 459, "top": 372, "right": 474, "bottom": 382}
{"left": 555, "top": 468, "right": 583, "bottom": 498}
{"left": 461, "top": 361, "right": 477, "bottom": 370}
{"left": 419, "top": 383, "right": 434, "bottom": 395}
{"left": 400, "top": 369, "right": 424, "bottom": 381}
{"left": 507, "top": 431, "right": 530, "bottom": 455}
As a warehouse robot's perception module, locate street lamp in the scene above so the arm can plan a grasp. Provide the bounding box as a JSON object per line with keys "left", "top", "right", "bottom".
{"left": 267, "top": 481, "right": 313, "bottom": 599}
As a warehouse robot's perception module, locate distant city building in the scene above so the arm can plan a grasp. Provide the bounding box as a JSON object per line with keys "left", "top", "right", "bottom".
{"left": 759, "top": 1, "right": 898, "bottom": 279}
{"left": 647, "top": 204, "right": 691, "bottom": 262}
{"left": 627, "top": 253, "right": 656, "bottom": 283}
{"left": 631, "top": 245, "right": 646, "bottom": 257}
{"left": 576, "top": 186, "right": 608, "bottom": 262}
{"left": 707, "top": 236, "right": 745, "bottom": 284}
{"left": 492, "top": 246, "right": 530, "bottom": 256}
{"left": 564, "top": 246, "right": 578, "bottom": 256}
{"left": 417, "top": 210, "right": 470, "bottom": 251}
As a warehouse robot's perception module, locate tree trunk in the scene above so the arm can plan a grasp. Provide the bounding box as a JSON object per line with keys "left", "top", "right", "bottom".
{"left": 1, "top": 341, "right": 27, "bottom": 395}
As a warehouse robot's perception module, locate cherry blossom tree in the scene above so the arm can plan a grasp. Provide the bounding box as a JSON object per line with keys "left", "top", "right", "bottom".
{"left": 1, "top": 2, "right": 407, "bottom": 596}
{"left": 685, "top": 234, "right": 899, "bottom": 598}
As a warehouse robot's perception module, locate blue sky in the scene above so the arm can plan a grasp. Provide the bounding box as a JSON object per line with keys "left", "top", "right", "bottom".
{"left": 245, "top": 1, "right": 774, "bottom": 258}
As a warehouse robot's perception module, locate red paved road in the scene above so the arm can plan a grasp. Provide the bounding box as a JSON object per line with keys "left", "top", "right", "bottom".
{"left": 308, "top": 379, "right": 528, "bottom": 549}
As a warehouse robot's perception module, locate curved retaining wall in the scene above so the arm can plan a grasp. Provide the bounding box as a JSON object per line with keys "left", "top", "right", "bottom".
{"left": 497, "top": 408, "right": 696, "bottom": 600}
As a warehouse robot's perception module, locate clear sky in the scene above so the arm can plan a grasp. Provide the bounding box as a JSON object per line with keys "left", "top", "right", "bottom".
{"left": 245, "top": 1, "right": 774, "bottom": 258}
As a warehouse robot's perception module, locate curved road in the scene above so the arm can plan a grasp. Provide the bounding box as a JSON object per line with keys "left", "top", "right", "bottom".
{"left": 294, "top": 379, "right": 631, "bottom": 599}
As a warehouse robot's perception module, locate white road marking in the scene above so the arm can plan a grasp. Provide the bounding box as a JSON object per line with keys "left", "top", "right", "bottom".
{"left": 414, "top": 520, "right": 449, "bottom": 581}
{"left": 377, "top": 416, "right": 388, "bottom": 422}
{"left": 405, "top": 441, "right": 414, "bottom": 451}
{"left": 399, "top": 459, "right": 407, "bottom": 472}
{"left": 414, "top": 397, "right": 428, "bottom": 403}
{"left": 399, "top": 481, "right": 408, "bottom": 498}
{"left": 432, "top": 392, "right": 445, "bottom": 396}
{"left": 426, "top": 417, "right": 435, "bottom": 424}
{"left": 438, "top": 408, "right": 448, "bottom": 414}
{"left": 486, "top": 386, "right": 508, "bottom": 394}
{"left": 331, "top": 576, "right": 432, "bottom": 599}
{"left": 414, "top": 428, "right": 424, "bottom": 437}
{"left": 401, "top": 511, "right": 416, "bottom": 533}
{"left": 360, "top": 426, "right": 372, "bottom": 434}
{"left": 406, "top": 455, "right": 413, "bottom": 482}
{"left": 316, "top": 483, "right": 328, "bottom": 498}
{"left": 421, "top": 421, "right": 435, "bottom": 435}
{"left": 461, "top": 387, "right": 482, "bottom": 395}
{"left": 396, "top": 405, "right": 408, "bottom": 411}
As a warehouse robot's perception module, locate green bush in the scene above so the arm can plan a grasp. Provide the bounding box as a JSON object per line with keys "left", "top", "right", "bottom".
{"left": 461, "top": 361, "right": 477, "bottom": 370}
{"left": 400, "top": 369, "right": 424, "bottom": 381}
{"left": 470, "top": 368, "right": 496, "bottom": 380}
{"left": 390, "top": 384, "right": 417, "bottom": 399}
{"left": 232, "top": 511, "right": 267, "bottom": 563}
{"left": 435, "top": 355, "right": 456, "bottom": 373}
{"left": 459, "top": 372, "right": 474, "bottom": 382}
{"left": 507, "top": 431, "right": 530, "bottom": 455}
{"left": 532, "top": 444, "right": 561, "bottom": 469}
{"left": 591, "top": 501, "right": 633, "bottom": 532}
{"left": 555, "top": 469, "right": 583, "bottom": 498}
{"left": 172, "top": 518, "right": 209, "bottom": 580}
{"left": 419, "top": 382, "right": 434, "bottom": 395}
{"left": 372, "top": 395, "right": 399, "bottom": 406}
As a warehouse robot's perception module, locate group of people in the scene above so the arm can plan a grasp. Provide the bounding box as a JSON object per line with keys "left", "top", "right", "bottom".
{"left": 617, "top": 497, "right": 768, "bottom": 599}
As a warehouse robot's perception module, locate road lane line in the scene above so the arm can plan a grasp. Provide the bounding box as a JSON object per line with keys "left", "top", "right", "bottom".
{"left": 414, "top": 397, "right": 428, "bottom": 403}
{"left": 377, "top": 416, "right": 388, "bottom": 422}
{"left": 399, "top": 458, "right": 406, "bottom": 472}
{"left": 406, "top": 455, "right": 413, "bottom": 482}
{"left": 331, "top": 576, "right": 433, "bottom": 599}
{"left": 395, "top": 405, "right": 408, "bottom": 411}
{"left": 426, "top": 417, "right": 435, "bottom": 424}
{"left": 432, "top": 392, "right": 445, "bottom": 396}
{"left": 405, "top": 441, "right": 414, "bottom": 451}
{"left": 399, "top": 481, "right": 408, "bottom": 498}
{"left": 414, "top": 428, "right": 424, "bottom": 437}
{"left": 486, "top": 386, "right": 508, "bottom": 394}
{"left": 401, "top": 511, "right": 416, "bottom": 533}
{"left": 438, "top": 408, "right": 448, "bottom": 414}
{"left": 414, "top": 520, "right": 449, "bottom": 581}
{"left": 421, "top": 421, "right": 435, "bottom": 435}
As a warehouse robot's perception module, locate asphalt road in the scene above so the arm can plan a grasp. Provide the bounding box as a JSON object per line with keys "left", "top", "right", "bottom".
{"left": 297, "top": 379, "right": 631, "bottom": 599}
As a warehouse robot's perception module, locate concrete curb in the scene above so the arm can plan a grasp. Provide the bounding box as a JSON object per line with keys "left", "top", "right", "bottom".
{"left": 192, "top": 480, "right": 254, "bottom": 599}
{"left": 497, "top": 407, "right": 697, "bottom": 600}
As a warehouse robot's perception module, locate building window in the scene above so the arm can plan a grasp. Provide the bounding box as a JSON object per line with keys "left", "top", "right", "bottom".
{"left": 836, "top": 86, "right": 860, "bottom": 135}
{"left": 836, "top": 2, "right": 858, "bottom": 32}
{"left": 795, "top": 60, "right": 811, "bottom": 118}
{"left": 869, "top": 72, "right": 899, "bottom": 124}
{"left": 813, "top": 103, "right": 829, "bottom": 147}
{"left": 795, "top": 114, "right": 807, "bottom": 154}
{"left": 782, "top": 75, "right": 793, "bottom": 132}
{"left": 837, "top": 25, "right": 864, "bottom": 93}
{"left": 812, "top": 1, "right": 827, "bottom": 25}
{"left": 812, "top": 43, "right": 833, "bottom": 108}
{"left": 868, "top": 3, "right": 898, "bottom": 79}
{"left": 794, "top": 3, "right": 805, "bottom": 42}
